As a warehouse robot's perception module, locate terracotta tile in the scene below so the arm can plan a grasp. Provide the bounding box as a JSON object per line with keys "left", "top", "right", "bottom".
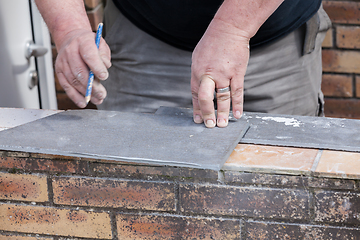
{"left": 315, "top": 150, "right": 360, "bottom": 179}
{"left": 223, "top": 144, "right": 319, "bottom": 174}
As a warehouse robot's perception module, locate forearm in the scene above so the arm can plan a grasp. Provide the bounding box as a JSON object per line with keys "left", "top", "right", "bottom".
{"left": 35, "top": 0, "right": 92, "bottom": 48}
{"left": 212, "top": 0, "right": 284, "bottom": 39}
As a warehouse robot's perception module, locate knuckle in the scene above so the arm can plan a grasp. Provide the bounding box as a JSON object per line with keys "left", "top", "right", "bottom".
{"left": 69, "top": 77, "right": 82, "bottom": 87}
{"left": 216, "top": 93, "right": 231, "bottom": 102}
{"left": 231, "top": 86, "right": 243, "bottom": 98}
{"left": 198, "top": 91, "right": 213, "bottom": 102}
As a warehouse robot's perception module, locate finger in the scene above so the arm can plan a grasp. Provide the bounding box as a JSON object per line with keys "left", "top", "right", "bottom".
{"left": 99, "top": 38, "right": 112, "bottom": 69}
{"left": 90, "top": 78, "right": 107, "bottom": 105}
{"left": 79, "top": 36, "right": 109, "bottom": 81}
{"left": 216, "top": 86, "right": 231, "bottom": 128}
{"left": 191, "top": 75, "right": 203, "bottom": 124}
{"left": 230, "top": 75, "right": 244, "bottom": 119}
{"left": 63, "top": 45, "right": 107, "bottom": 105}
{"left": 57, "top": 70, "right": 87, "bottom": 108}
{"left": 56, "top": 56, "right": 90, "bottom": 108}
{"left": 59, "top": 50, "right": 88, "bottom": 95}
{"left": 198, "top": 75, "right": 216, "bottom": 128}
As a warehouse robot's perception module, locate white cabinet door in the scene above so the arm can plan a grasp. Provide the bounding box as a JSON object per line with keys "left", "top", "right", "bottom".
{"left": 0, "top": 0, "right": 57, "bottom": 109}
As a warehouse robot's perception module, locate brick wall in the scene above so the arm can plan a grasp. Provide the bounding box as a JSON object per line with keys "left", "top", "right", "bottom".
{"left": 322, "top": 0, "right": 360, "bottom": 119}
{"left": 0, "top": 149, "right": 359, "bottom": 239}
{"left": 54, "top": 0, "right": 360, "bottom": 119}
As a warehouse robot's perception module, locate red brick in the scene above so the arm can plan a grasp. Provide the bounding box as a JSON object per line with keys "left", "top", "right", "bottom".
{"left": 315, "top": 190, "right": 360, "bottom": 225}
{"left": 324, "top": 98, "right": 360, "bottom": 119}
{"left": 7, "top": 152, "right": 30, "bottom": 158}
{"left": 0, "top": 156, "right": 88, "bottom": 174}
{"left": 0, "top": 173, "right": 48, "bottom": 202}
{"left": 356, "top": 75, "right": 360, "bottom": 98}
{"left": 84, "top": 0, "right": 102, "bottom": 9}
{"left": 52, "top": 176, "right": 175, "bottom": 211}
{"left": 0, "top": 203, "right": 112, "bottom": 239}
{"left": 87, "top": 4, "right": 104, "bottom": 31}
{"left": 246, "top": 221, "right": 360, "bottom": 239}
{"left": 323, "top": 1, "right": 360, "bottom": 24}
{"left": 321, "top": 74, "right": 353, "bottom": 97}
{"left": 322, "top": 49, "right": 360, "bottom": 74}
{"left": 308, "top": 177, "right": 356, "bottom": 190}
{"left": 51, "top": 45, "right": 57, "bottom": 61}
{"left": 336, "top": 26, "right": 360, "bottom": 49}
{"left": 54, "top": 72, "right": 64, "bottom": 93}
{"left": 91, "top": 162, "right": 218, "bottom": 181}
{"left": 179, "top": 183, "right": 310, "bottom": 220}
{"left": 224, "top": 172, "right": 356, "bottom": 190}
{"left": 117, "top": 214, "right": 240, "bottom": 239}
{"left": 224, "top": 172, "right": 309, "bottom": 187}
{"left": 322, "top": 29, "right": 333, "bottom": 48}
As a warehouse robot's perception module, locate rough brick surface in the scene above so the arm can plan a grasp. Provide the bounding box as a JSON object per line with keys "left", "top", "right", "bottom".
{"left": 0, "top": 156, "right": 88, "bottom": 174}
{"left": 321, "top": 74, "right": 353, "bottom": 97}
{"left": 324, "top": 98, "right": 360, "bottom": 119}
{"left": 308, "top": 177, "right": 356, "bottom": 190}
{"left": 117, "top": 214, "right": 240, "bottom": 240}
{"left": 179, "top": 183, "right": 310, "bottom": 219}
{"left": 336, "top": 26, "right": 360, "bottom": 49}
{"left": 322, "top": 29, "right": 333, "bottom": 48}
{"left": 0, "top": 235, "right": 53, "bottom": 240}
{"left": 315, "top": 190, "right": 360, "bottom": 225}
{"left": 0, "top": 173, "right": 48, "bottom": 202}
{"left": 224, "top": 171, "right": 308, "bottom": 188}
{"left": 91, "top": 162, "right": 218, "bottom": 181}
{"left": 246, "top": 221, "right": 360, "bottom": 239}
{"left": 323, "top": 1, "right": 360, "bottom": 24}
{"left": 52, "top": 176, "right": 175, "bottom": 211}
{"left": 322, "top": 49, "right": 360, "bottom": 74}
{"left": 224, "top": 172, "right": 356, "bottom": 190}
{"left": 0, "top": 203, "right": 112, "bottom": 239}
{"left": 7, "top": 152, "right": 30, "bottom": 158}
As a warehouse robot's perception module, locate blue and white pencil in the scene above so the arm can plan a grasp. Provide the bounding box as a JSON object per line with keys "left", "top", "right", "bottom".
{"left": 85, "top": 23, "right": 104, "bottom": 104}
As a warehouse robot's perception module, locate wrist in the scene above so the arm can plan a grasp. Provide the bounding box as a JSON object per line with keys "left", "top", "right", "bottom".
{"left": 213, "top": 0, "right": 284, "bottom": 38}
{"left": 35, "top": 0, "right": 92, "bottom": 48}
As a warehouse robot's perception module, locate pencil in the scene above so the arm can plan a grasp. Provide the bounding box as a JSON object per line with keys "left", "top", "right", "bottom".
{"left": 85, "top": 23, "right": 104, "bottom": 104}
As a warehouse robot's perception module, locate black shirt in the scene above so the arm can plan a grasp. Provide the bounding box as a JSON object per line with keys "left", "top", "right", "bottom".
{"left": 113, "top": 0, "right": 322, "bottom": 51}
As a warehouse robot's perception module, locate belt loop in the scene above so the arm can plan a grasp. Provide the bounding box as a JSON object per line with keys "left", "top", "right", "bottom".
{"left": 303, "top": 12, "right": 320, "bottom": 55}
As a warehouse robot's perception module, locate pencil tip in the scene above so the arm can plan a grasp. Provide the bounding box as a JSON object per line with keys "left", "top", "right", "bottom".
{"left": 85, "top": 96, "right": 90, "bottom": 105}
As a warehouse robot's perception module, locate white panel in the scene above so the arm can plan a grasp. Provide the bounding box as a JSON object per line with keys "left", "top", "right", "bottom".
{"left": 30, "top": 0, "right": 58, "bottom": 109}
{"left": 0, "top": 0, "right": 40, "bottom": 108}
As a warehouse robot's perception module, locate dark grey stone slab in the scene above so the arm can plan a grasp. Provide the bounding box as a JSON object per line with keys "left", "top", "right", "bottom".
{"left": 0, "top": 109, "right": 249, "bottom": 170}
{"left": 155, "top": 107, "right": 360, "bottom": 152}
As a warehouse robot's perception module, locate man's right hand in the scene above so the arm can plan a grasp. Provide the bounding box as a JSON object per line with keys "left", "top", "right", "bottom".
{"left": 55, "top": 29, "right": 111, "bottom": 108}
{"left": 35, "top": 0, "right": 111, "bottom": 108}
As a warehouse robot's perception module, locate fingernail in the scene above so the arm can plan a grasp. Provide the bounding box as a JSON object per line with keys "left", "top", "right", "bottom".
{"left": 99, "top": 72, "right": 108, "bottom": 80}
{"left": 217, "top": 118, "right": 227, "bottom": 126}
{"left": 235, "top": 111, "right": 242, "bottom": 119}
{"left": 194, "top": 115, "right": 202, "bottom": 123}
{"left": 205, "top": 119, "right": 215, "bottom": 128}
{"left": 96, "top": 93, "right": 104, "bottom": 100}
{"left": 78, "top": 101, "right": 86, "bottom": 108}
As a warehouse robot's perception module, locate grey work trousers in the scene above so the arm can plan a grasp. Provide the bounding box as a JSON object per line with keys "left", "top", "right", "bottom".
{"left": 99, "top": 0, "right": 331, "bottom": 116}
